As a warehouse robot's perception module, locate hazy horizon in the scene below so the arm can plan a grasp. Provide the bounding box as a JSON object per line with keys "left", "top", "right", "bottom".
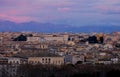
{"left": 0, "top": 0, "right": 120, "bottom": 26}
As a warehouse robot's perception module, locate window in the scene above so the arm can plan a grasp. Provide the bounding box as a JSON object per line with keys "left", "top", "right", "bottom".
{"left": 48, "top": 58, "right": 51, "bottom": 63}
{"left": 9, "top": 61, "right": 12, "bottom": 64}
{"left": 12, "top": 69, "right": 16, "bottom": 72}
{"left": 38, "top": 61, "right": 39, "bottom": 64}
{"left": 17, "top": 61, "right": 19, "bottom": 64}
{"left": 58, "top": 61, "right": 61, "bottom": 64}
{"left": 45, "top": 58, "right": 47, "bottom": 63}
{"left": 42, "top": 58, "right": 44, "bottom": 63}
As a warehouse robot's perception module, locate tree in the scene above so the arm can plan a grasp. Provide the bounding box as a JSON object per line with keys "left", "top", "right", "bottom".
{"left": 88, "top": 36, "right": 98, "bottom": 43}
{"left": 13, "top": 34, "right": 27, "bottom": 41}
{"left": 99, "top": 37, "right": 104, "bottom": 44}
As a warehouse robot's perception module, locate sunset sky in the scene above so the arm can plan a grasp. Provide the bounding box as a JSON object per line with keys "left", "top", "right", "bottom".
{"left": 0, "top": 0, "right": 120, "bottom": 26}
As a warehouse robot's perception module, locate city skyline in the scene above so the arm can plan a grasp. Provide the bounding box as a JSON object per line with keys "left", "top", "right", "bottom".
{"left": 0, "top": 0, "right": 120, "bottom": 27}
{"left": 1, "top": 1, "right": 120, "bottom": 76}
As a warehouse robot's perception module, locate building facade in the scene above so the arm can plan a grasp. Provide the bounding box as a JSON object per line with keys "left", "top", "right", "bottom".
{"left": 28, "top": 57, "right": 64, "bottom": 65}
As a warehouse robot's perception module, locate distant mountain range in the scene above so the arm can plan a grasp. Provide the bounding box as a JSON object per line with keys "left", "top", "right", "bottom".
{"left": 0, "top": 20, "right": 120, "bottom": 33}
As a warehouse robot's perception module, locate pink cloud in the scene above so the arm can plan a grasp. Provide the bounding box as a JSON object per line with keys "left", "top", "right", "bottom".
{"left": 57, "top": 7, "right": 71, "bottom": 12}
{"left": 8, "top": 10, "right": 20, "bottom": 15}
{"left": 95, "top": 5, "right": 120, "bottom": 14}
{"left": 0, "top": 13, "right": 37, "bottom": 23}
{"left": 95, "top": 5, "right": 108, "bottom": 11}
{"left": 0, "top": 0, "right": 74, "bottom": 23}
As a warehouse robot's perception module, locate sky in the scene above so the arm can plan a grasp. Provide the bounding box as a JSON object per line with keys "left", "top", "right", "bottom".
{"left": 0, "top": 0, "right": 120, "bottom": 26}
